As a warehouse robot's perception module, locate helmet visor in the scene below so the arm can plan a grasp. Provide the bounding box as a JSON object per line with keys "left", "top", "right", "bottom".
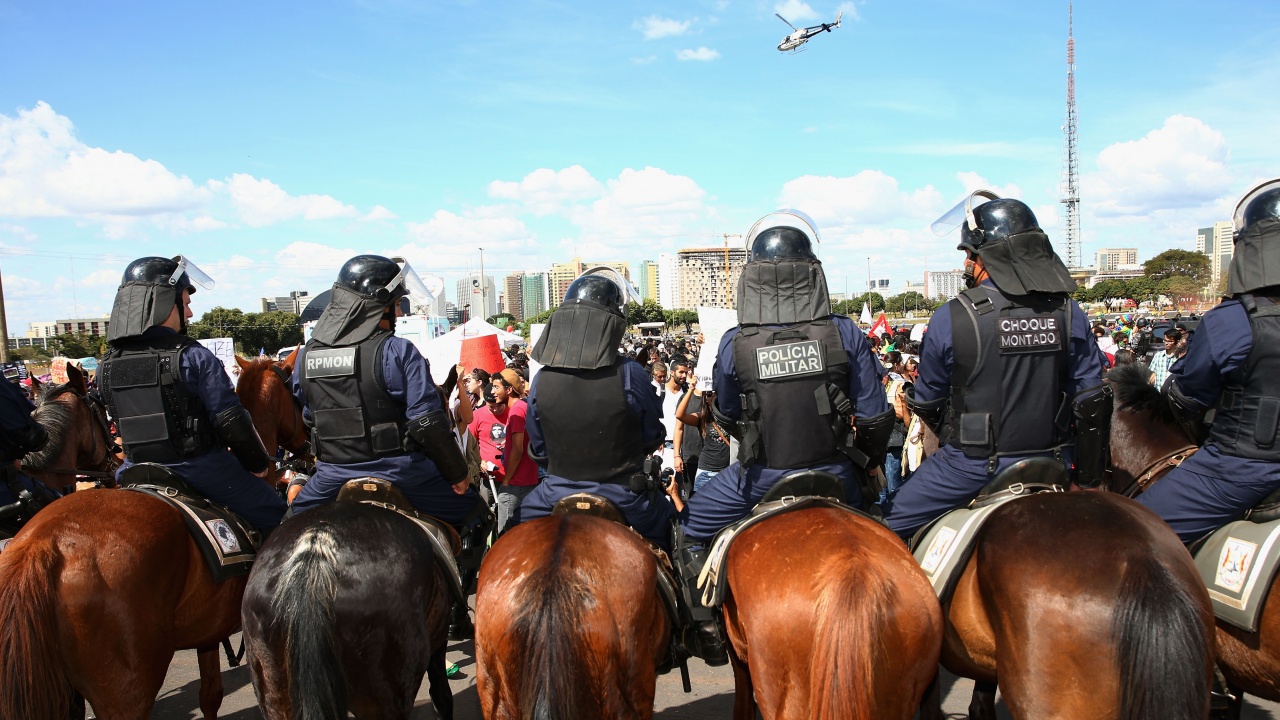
{"left": 745, "top": 209, "right": 822, "bottom": 249}
{"left": 386, "top": 257, "right": 438, "bottom": 308}
{"left": 169, "top": 256, "right": 216, "bottom": 291}
{"left": 1233, "top": 179, "right": 1280, "bottom": 234}
{"left": 580, "top": 265, "right": 642, "bottom": 307}
{"left": 931, "top": 189, "right": 1002, "bottom": 236}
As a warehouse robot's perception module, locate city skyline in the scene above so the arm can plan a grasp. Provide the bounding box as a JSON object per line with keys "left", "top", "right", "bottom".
{"left": 2, "top": 2, "right": 1277, "bottom": 334}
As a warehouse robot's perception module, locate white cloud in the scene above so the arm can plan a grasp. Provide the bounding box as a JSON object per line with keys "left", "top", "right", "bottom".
{"left": 224, "top": 174, "right": 359, "bottom": 227}
{"left": 774, "top": 0, "right": 818, "bottom": 23}
{"left": 1085, "top": 115, "right": 1234, "bottom": 218}
{"left": 571, "top": 167, "right": 712, "bottom": 248}
{"left": 676, "top": 47, "right": 720, "bottom": 61}
{"left": 488, "top": 165, "right": 605, "bottom": 216}
{"left": 953, "top": 172, "right": 1024, "bottom": 203}
{"left": 362, "top": 205, "right": 398, "bottom": 222}
{"left": 836, "top": 2, "right": 860, "bottom": 22}
{"left": 0, "top": 102, "right": 208, "bottom": 220}
{"left": 631, "top": 55, "right": 658, "bottom": 65}
{"left": 634, "top": 16, "right": 691, "bottom": 40}
{"left": 778, "top": 170, "right": 944, "bottom": 229}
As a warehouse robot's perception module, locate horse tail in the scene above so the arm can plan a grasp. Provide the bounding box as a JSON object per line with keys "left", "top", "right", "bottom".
{"left": 0, "top": 538, "right": 70, "bottom": 720}
{"left": 272, "top": 524, "right": 348, "bottom": 720}
{"left": 1113, "top": 553, "right": 1210, "bottom": 720}
{"left": 809, "top": 551, "right": 886, "bottom": 720}
{"left": 512, "top": 525, "right": 593, "bottom": 719}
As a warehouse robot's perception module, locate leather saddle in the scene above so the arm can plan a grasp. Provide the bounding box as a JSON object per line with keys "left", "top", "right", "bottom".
{"left": 121, "top": 463, "right": 260, "bottom": 583}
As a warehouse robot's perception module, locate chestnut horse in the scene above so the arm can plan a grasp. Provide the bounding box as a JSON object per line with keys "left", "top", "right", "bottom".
{"left": 0, "top": 355, "right": 303, "bottom": 720}
{"left": 235, "top": 349, "right": 310, "bottom": 489}
{"left": 723, "top": 507, "right": 943, "bottom": 720}
{"left": 475, "top": 513, "right": 671, "bottom": 719}
{"left": 1109, "top": 362, "right": 1280, "bottom": 717}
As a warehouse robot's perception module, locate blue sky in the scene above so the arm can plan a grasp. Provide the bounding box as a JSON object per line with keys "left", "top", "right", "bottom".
{"left": 2, "top": 0, "right": 1278, "bottom": 333}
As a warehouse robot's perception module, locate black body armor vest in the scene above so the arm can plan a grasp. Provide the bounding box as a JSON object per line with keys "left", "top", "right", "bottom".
{"left": 1209, "top": 295, "right": 1280, "bottom": 460}
{"left": 100, "top": 333, "right": 219, "bottom": 463}
{"left": 731, "top": 319, "right": 849, "bottom": 468}
{"left": 534, "top": 357, "right": 646, "bottom": 485}
{"left": 299, "top": 331, "right": 408, "bottom": 464}
{"left": 947, "top": 286, "right": 1072, "bottom": 461}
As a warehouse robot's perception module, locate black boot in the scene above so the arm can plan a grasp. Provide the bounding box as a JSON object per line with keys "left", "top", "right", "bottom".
{"left": 675, "top": 540, "right": 729, "bottom": 667}
{"left": 448, "top": 600, "right": 474, "bottom": 640}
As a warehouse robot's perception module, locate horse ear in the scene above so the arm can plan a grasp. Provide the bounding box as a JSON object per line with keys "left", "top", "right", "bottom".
{"left": 235, "top": 355, "right": 253, "bottom": 371}
{"left": 66, "top": 362, "right": 87, "bottom": 395}
{"left": 30, "top": 376, "right": 41, "bottom": 394}
{"left": 283, "top": 345, "right": 301, "bottom": 370}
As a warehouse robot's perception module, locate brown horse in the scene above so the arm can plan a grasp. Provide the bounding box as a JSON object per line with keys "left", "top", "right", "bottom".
{"left": 0, "top": 357, "right": 300, "bottom": 720}
{"left": 475, "top": 513, "right": 671, "bottom": 719}
{"left": 722, "top": 507, "right": 942, "bottom": 720}
{"left": 234, "top": 349, "right": 311, "bottom": 487}
{"left": 1108, "top": 362, "right": 1280, "bottom": 716}
{"left": 20, "top": 365, "right": 121, "bottom": 497}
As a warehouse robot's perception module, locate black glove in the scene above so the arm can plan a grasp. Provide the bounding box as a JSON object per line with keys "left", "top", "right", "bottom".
{"left": 407, "top": 409, "right": 469, "bottom": 485}
{"left": 214, "top": 405, "right": 271, "bottom": 474}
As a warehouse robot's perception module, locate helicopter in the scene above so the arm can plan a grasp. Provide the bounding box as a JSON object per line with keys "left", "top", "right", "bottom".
{"left": 775, "top": 10, "right": 842, "bottom": 53}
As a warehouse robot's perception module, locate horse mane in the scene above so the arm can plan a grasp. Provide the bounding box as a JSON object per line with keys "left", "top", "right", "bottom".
{"left": 235, "top": 357, "right": 280, "bottom": 408}
{"left": 23, "top": 385, "right": 75, "bottom": 471}
{"left": 1106, "top": 363, "right": 1176, "bottom": 425}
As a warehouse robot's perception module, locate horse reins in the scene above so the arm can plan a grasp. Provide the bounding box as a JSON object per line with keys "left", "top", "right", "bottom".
{"left": 1126, "top": 444, "right": 1199, "bottom": 496}
{"left": 34, "top": 384, "right": 122, "bottom": 480}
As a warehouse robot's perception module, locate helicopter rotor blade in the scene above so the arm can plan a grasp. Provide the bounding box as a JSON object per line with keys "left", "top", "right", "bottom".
{"left": 775, "top": 13, "right": 797, "bottom": 31}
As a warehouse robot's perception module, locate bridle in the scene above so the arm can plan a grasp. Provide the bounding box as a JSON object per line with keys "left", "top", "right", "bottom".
{"left": 35, "top": 384, "right": 122, "bottom": 480}
{"left": 268, "top": 363, "right": 310, "bottom": 455}
{"left": 1115, "top": 444, "right": 1199, "bottom": 498}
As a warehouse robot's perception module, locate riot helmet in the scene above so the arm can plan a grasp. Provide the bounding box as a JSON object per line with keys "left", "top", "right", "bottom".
{"left": 737, "top": 209, "right": 831, "bottom": 325}
{"left": 1227, "top": 178, "right": 1280, "bottom": 295}
{"left": 311, "top": 255, "right": 440, "bottom": 347}
{"left": 108, "top": 255, "right": 214, "bottom": 342}
{"left": 533, "top": 266, "right": 638, "bottom": 370}
{"left": 932, "top": 189, "right": 1075, "bottom": 296}
{"left": 334, "top": 254, "right": 435, "bottom": 314}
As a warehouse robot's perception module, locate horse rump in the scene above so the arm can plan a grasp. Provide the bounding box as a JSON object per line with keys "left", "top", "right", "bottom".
{"left": 0, "top": 538, "right": 71, "bottom": 720}
{"left": 1113, "top": 552, "right": 1212, "bottom": 720}
{"left": 244, "top": 519, "right": 347, "bottom": 720}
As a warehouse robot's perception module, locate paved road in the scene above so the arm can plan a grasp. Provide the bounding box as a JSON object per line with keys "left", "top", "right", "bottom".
{"left": 147, "top": 630, "right": 1280, "bottom": 719}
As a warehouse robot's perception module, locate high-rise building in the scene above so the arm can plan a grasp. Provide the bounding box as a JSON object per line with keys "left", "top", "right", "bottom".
{"left": 676, "top": 247, "right": 749, "bottom": 309}
{"left": 924, "top": 270, "right": 965, "bottom": 301}
{"left": 658, "top": 253, "right": 679, "bottom": 309}
{"left": 26, "top": 321, "right": 57, "bottom": 338}
{"left": 547, "top": 258, "right": 631, "bottom": 309}
{"left": 503, "top": 272, "right": 525, "bottom": 320}
{"left": 638, "top": 260, "right": 659, "bottom": 302}
{"left": 428, "top": 286, "right": 448, "bottom": 318}
{"left": 522, "top": 272, "right": 549, "bottom": 318}
{"left": 48, "top": 317, "right": 112, "bottom": 337}
{"left": 866, "top": 277, "right": 892, "bottom": 297}
{"left": 1095, "top": 248, "right": 1138, "bottom": 271}
{"left": 260, "top": 290, "right": 313, "bottom": 315}
{"left": 1196, "top": 222, "right": 1234, "bottom": 286}
{"left": 455, "top": 274, "right": 497, "bottom": 321}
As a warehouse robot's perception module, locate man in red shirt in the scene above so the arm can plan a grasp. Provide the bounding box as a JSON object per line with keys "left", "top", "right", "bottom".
{"left": 469, "top": 370, "right": 538, "bottom": 535}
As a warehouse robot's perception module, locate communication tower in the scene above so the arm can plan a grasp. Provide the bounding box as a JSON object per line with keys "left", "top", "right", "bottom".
{"left": 1061, "top": 2, "right": 1082, "bottom": 269}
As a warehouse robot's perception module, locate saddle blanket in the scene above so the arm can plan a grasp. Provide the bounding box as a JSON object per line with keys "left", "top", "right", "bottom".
{"left": 911, "top": 503, "right": 1005, "bottom": 601}
{"left": 698, "top": 496, "right": 864, "bottom": 608}
{"left": 124, "top": 486, "right": 259, "bottom": 584}
{"left": 1194, "top": 517, "right": 1280, "bottom": 632}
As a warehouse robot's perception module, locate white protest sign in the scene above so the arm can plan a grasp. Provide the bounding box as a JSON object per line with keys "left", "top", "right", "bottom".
{"left": 198, "top": 338, "right": 238, "bottom": 384}
{"left": 694, "top": 307, "right": 738, "bottom": 390}
{"left": 527, "top": 323, "right": 546, "bottom": 381}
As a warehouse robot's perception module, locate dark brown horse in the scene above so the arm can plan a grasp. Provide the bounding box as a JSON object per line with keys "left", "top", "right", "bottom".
{"left": 723, "top": 507, "right": 942, "bottom": 720}
{"left": 475, "top": 513, "right": 671, "bottom": 719}
{"left": 0, "top": 358, "right": 299, "bottom": 720}
{"left": 916, "top": 451, "right": 1215, "bottom": 720}
{"left": 1109, "top": 362, "right": 1280, "bottom": 716}
{"left": 20, "top": 365, "right": 121, "bottom": 496}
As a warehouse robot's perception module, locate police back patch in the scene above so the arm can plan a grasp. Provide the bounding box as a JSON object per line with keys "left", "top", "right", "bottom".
{"left": 998, "top": 315, "right": 1061, "bottom": 353}
{"left": 756, "top": 340, "right": 825, "bottom": 380}
{"left": 305, "top": 347, "right": 357, "bottom": 378}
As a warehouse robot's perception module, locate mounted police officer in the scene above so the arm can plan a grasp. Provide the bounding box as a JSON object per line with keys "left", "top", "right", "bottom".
{"left": 1131, "top": 316, "right": 1155, "bottom": 363}
{"left": 99, "top": 256, "right": 286, "bottom": 534}
{"left": 881, "top": 191, "right": 1108, "bottom": 541}
{"left": 675, "top": 210, "right": 895, "bottom": 665}
{"left": 289, "top": 255, "right": 478, "bottom": 525}
{"left": 0, "top": 377, "right": 54, "bottom": 536}
{"left": 1136, "top": 179, "right": 1280, "bottom": 541}
{"left": 517, "top": 267, "right": 672, "bottom": 545}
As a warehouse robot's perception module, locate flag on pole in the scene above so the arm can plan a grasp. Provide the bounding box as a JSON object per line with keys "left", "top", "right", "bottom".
{"left": 858, "top": 302, "right": 872, "bottom": 325}
{"left": 868, "top": 313, "right": 890, "bottom": 339}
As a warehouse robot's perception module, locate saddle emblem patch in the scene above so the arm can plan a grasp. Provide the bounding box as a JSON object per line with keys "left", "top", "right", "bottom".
{"left": 1216, "top": 538, "right": 1258, "bottom": 593}
{"left": 921, "top": 527, "right": 958, "bottom": 574}
{"left": 205, "top": 519, "right": 241, "bottom": 554}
